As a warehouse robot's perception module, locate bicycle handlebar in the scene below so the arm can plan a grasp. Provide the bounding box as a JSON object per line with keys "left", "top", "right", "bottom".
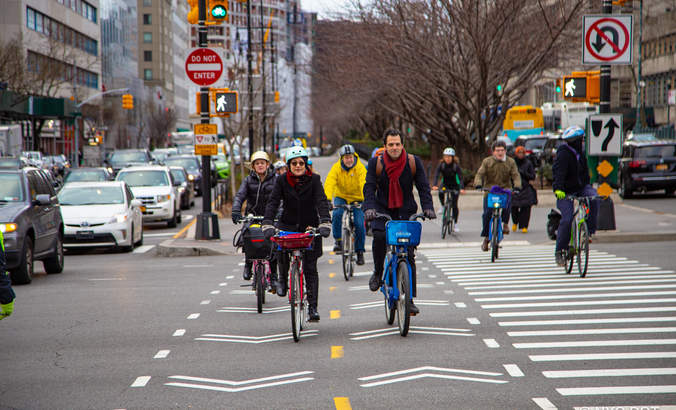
{"left": 336, "top": 202, "right": 362, "bottom": 210}
{"left": 374, "top": 212, "right": 426, "bottom": 222}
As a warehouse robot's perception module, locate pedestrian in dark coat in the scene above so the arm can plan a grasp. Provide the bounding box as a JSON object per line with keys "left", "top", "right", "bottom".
{"left": 0, "top": 231, "right": 16, "bottom": 320}
{"left": 511, "top": 146, "right": 538, "bottom": 232}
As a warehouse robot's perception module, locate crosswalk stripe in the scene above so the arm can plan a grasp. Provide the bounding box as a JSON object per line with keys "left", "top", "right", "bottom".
{"left": 482, "top": 297, "right": 676, "bottom": 309}
{"left": 461, "top": 274, "right": 675, "bottom": 287}
{"left": 442, "top": 266, "right": 661, "bottom": 279}
{"left": 436, "top": 260, "right": 639, "bottom": 271}
{"left": 499, "top": 317, "right": 676, "bottom": 326}
{"left": 470, "top": 284, "right": 676, "bottom": 295}
{"left": 514, "top": 339, "right": 676, "bottom": 349}
{"left": 508, "top": 327, "right": 676, "bottom": 337}
{"left": 543, "top": 368, "right": 676, "bottom": 378}
{"left": 530, "top": 352, "right": 676, "bottom": 361}
{"left": 557, "top": 385, "right": 676, "bottom": 396}
{"left": 491, "top": 306, "right": 676, "bottom": 317}
{"left": 477, "top": 291, "right": 676, "bottom": 302}
{"left": 466, "top": 278, "right": 676, "bottom": 290}
{"left": 429, "top": 255, "right": 627, "bottom": 264}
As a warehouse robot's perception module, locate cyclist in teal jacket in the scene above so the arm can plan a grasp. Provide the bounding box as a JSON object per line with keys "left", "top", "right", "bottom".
{"left": 0, "top": 230, "right": 16, "bottom": 320}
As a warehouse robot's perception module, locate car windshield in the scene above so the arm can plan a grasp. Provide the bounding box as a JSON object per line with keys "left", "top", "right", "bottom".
{"left": 65, "top": 170, "right": 106, "bottom": 183}
{"left": 170, "top": 169, "right": 186, "bottom": 183}
{"left": 110, "top": 151, "right": 147, "bottom": 164}
{"left": 636, "top": 145, "right": 676, "bottom": 159}
{"left": 117, "top": 170, "right": 169, "bottom": 187}
{"left": 0, "top": 173, "right": 24, "bottom": 202}
{"left": 165, "top": 158, "right": 199, "bottom": 171}
{"left": 58, "top": 186, "right": 124, "bottom": 205}
{"left": 524, "top": 138, "right": 548, "bottom": 150}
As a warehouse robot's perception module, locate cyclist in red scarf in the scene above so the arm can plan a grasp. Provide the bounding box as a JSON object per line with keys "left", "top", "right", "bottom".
{"left": 363, "top": 129, "right": 435, "bottom": 315}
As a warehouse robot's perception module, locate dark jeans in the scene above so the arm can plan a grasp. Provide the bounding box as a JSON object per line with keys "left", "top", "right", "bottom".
{"left": 332, "top": 197, "right": 365, "bottom": 252}
{"left": 511, "top": 206, "right": 532, "bottom": 229}
{"left": 481, "top": 195, "right": 511, "bottom": 237}
{"left": 555, "top": 184, "right": 599, "bottom": 253}
{"left": 277, "top": 250, "right": 319, "bottom": 309}
{"left": 439, "top": 190, "right": 459, "bottom": 223}
{"left": 372, "top": 229, "right": 417, "bottom": 297}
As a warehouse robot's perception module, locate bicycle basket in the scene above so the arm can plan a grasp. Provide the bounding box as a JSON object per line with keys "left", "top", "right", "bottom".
{"left": 487, "top": 192, "right": 509, "bottom": 209}
{"left": 242, "top": 224, "right": 271, "bottom": 259}
{"left": 271, "top": 232, "right": 315, "bottom": 250}
{"left": 385, "top": 220, "right": 422, "bottom": 246}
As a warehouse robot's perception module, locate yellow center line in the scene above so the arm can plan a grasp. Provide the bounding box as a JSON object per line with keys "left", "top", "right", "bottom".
{"left": 328, "top": 259, "right": 335, "bottom": 265}
{"left": 173, "top": 217, "right": 197, "bottom": 239}
{"left": 329, "top": 272, "right": 336, "bottom": 278}
{"left": 334, "top": 397, "right": 351, "bottom": 410}
{"left": 329, "top": 286, "right": 337, "bottom": 292}
{"left": 330, "top": 310, "right": 340, "bottom": 319}
{"left": 331, "top": 346, "right": 344, "bottom": 359}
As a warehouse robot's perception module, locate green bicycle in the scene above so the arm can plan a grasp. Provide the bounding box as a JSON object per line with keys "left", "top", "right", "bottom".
{"left": 563, "top": 195, "right": 599, "bottom": 278}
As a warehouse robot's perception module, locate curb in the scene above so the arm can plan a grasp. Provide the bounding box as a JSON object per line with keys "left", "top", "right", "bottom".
{"left": 593, "top": 231, "right": 676, "bottom": 243}
{"left": 156, "top": 238, "right": 239, "bottom": 257}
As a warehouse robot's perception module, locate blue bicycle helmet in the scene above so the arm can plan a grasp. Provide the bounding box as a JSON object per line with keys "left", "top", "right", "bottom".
{"left": 561, "top": 126, "right": 585, "bottom": 142}
{"left": 285, "top": 146, "right": 309, "bottom": 165}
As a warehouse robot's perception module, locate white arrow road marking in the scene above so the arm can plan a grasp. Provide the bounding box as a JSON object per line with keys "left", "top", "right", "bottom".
{"left": 557, "top": 385, "right": 676, "bottom": 396}
{"left": 349, "top": 326, "right": 473, "bottom": 341}
{"left": 165, "top": 371, "right": 314, "bottom": 393}
{"left": 217, "top": 306, "right": 290, "bottom": 314}
{"left": 358, "top": 366, "right": 506, "bottom": 387}
{"left": 349, "top": 300, "right": 449, "bottom": 310}
{"left": 544, "top": 368, "right": 676, "bottom": 378}
{"left": 195, "top": 330, "right": 318, "bottom": 343}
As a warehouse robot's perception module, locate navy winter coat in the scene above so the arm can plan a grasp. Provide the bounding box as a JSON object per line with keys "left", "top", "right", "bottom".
{"left": 552, "top": 143, "right": 591, "bottom": 194}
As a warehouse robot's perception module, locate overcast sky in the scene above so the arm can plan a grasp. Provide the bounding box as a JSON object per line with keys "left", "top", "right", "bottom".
{"left": 301, "top": 0, "right": 353, "bottom": 18}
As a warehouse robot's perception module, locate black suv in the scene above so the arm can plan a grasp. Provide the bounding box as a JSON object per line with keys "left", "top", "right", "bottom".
{"left": 107, "top": 149, "right": 154, "bottom": 175}
{"left": 619, "top": 140, "right": 676, "bottom": 198}
{"left": 542, "top": 135, "right": 567, "bottom": 166}
{"left": 514, "top": 135, "right": 550, "bottom": 167}
{"left": 0, "top": 166, "right": 65, "bottom": 284}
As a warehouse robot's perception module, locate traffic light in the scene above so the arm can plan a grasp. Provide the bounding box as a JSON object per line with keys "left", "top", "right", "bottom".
{"left": 496, "top": 84, "right": 503, "bottom": 92}
{"left": 274, "top": 91, "right": 280, "bottom": 103}
{"left": 555, "top": 79, "right": 562, "bottom": 94}
{"left": 187, "top": 0, "right": 198, "bottom": 24}
{"left": 122, "top": 94, "right": 134, "bottom": 110}
{"left": 207, "top": 0, "right": 228, "bottom": 24}
{"left": 562, "top": 71, "right": 600, "bottom": 103}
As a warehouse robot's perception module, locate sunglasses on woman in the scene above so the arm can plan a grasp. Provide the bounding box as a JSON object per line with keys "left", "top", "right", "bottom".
{"left": 290, "top": 160, "right": 305, "bottom": 167}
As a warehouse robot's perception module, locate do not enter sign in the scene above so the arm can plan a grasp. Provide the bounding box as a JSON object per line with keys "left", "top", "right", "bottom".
{"left": 185, "top": 48, "right": 223, "bottom": 87}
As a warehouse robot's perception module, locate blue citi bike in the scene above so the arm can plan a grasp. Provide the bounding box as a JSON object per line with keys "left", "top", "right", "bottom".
{"left": 375, "top": 212, "right": 426, "bottom": 337}
{"left": 483, "top": 187, "right": 511, "bottom": 263}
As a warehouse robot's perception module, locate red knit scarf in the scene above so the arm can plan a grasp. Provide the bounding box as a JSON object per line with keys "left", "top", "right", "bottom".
{"left": 285, "top": 169, "right": 312, "bottom": 187}
{"left": 383, "top": 149, "right": 407, "bottom": 209}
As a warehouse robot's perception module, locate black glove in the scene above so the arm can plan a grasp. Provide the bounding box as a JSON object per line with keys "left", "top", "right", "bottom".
{"left": 513, "top": 188, "right": 522, "bottom": 195}
{"left": 231, "top": 212, "right": 241, "bottom": 224}
{"left": 475, "top": 185, "right": 482, "bottom": 191}
{"left": 262, "top": 224, "right": 276, "bottom": 239}
{"left": 424, "top": 209, "right": 436, "bottom": 220}
{"left": 365, "top": 209, "right": 377, "bottom": 221}
{"left": 318, "top": 222, "right": 331, "bottom": 238}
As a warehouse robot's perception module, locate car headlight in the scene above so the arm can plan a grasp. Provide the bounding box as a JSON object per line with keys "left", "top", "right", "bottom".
{"left": 109, "top": 214, "right": 128, "bottom": 224}
{"left": 157, "top": 194, "right": 171, "bottom": 203}
{"left": 188, "top": 174, "right": 195, "bottom": 181}
{"left": 0, "top": 223, "right": 18, "bottom": 233}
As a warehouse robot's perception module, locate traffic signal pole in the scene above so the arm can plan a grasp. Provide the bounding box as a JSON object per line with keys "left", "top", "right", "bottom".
{"left": 195, "top": 0, "right": 220, "bottom": 240}
{"left": 246, "top": 0, "right": 254, "bottom": 161}
{"left": 600, "top": 0, "right": 612, "bottom": 116}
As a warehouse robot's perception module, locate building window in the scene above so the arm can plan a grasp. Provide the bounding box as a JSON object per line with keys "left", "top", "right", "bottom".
{"left": 144, "top": 51, "right": 152, "bottom": 61}
{"left": 143, "top": 14, "right": 151, "bottom": 24}
{"left": 143, "top": 32, "right": 152, "bottom": 43}
{"left": 26, "top": 8, "right": 35, "bottom": 30}
{"left": 144, "top": 69, "right": 152, "bottom": 80}
{"left": 143, "top": 0, "right": 152, "bottom": 6}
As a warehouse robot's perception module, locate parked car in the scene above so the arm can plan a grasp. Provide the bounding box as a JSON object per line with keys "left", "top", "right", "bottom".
{"left": 542, "top": 135, "right": 567, "bottom": 165}
{"left": 43, "top": 154, "right": 70, "bottom": 177}
{"left": 0, "top": 166, "right": 64, "bottom": 284}
{"left": 107, "top": 149, "right": 154, "bottom": 175}
{"left": 21, "top": 151, "right": 43, "bottom": 168}
{"left": 619, "top": 139, "right": 676, "bottom": 198}
{"left": 0, "top": 157, "right": 27, "bottom": 169}
{"left": 152, "top": 147, "right": 178, "bottom": 164}
{"left": 116, "top": 166, "right": 181, "bottom": 227}
{"left": 514, "top": 135, "right": 549, "bottom": 167}
{"left": 212, "top": 153, "right": 231, "bottom": 179}
{"left": 163, "top": 155, "right": 203, "bottom": 195}
{"left": 64, "top": 167, "right": 114, "bottom": 184}
{"left": 169, "top": 166, "right": 195, "bottom": 210}
{"left": 58, "top": 181, "right": 144, "bottom": 251}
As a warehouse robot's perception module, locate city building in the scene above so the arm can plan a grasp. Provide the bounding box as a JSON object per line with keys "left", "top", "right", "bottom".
{"left": 172, "top": 0, "right": 191, "bottom": 131}
{"left": 137, "top": 0, "right": 174, "bottom": 108}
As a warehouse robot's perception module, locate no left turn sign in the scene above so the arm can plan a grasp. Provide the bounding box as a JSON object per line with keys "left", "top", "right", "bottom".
{"left": 583, "top": 15, "right": 633, "bottom": 65}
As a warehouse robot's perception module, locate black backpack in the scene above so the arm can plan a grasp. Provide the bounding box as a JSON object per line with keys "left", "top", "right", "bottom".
{"left": 546, "top": 208, "right": 562, "bottom": 240}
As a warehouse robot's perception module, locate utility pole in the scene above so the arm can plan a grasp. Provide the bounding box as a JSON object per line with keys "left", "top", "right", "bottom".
{"left": 635, "top": 0, "right": 643, "bottom": 129}
{"left": 292, "top": 4, "right": 298, "bottom": 138}
{"left": 599, "top": 0, "right": 611, "bottom": 116}
{"left": 246, "top": 0, "right": 254, "bottom": 159}
{"left": 260, "top": 0, "right": 266, "bottom": 152}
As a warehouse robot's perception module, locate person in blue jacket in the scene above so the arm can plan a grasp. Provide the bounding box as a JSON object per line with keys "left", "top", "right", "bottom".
{"left": 0, "top": 230, "right": 16, "bottom": 320}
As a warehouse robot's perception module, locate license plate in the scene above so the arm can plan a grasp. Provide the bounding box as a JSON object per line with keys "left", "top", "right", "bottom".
{"left": 76, "top": 230, "right": 94, "bottom": 239}
{"left": 656, "top": 164, "right": 668, "bottom": 171}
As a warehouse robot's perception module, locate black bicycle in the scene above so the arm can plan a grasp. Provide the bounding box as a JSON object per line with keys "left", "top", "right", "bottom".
{"left": 337, "top": 202, "right": 361, "bottom": 281}
{"left": 440, "top": 188, "right": 459, "bottom": 239}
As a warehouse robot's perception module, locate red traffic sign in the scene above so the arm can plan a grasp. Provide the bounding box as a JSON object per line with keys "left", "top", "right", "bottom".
{"left": 583, "top": 15, "right": 632, "bottom": 65}
{"left": 185, "top": 48, "right": 223, "bottom": 86}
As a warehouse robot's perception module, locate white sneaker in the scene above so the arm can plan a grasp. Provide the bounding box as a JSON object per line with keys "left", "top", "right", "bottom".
{"left": 453, "top": 227, "right": 460, "bottom": 233}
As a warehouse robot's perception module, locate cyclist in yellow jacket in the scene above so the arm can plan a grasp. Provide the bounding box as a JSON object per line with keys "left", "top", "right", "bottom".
{"left": 324, "top": 144, "right": 367, "bottom": 265}
{"left": 0, "top": 230, "right": 16, "bottom": 320}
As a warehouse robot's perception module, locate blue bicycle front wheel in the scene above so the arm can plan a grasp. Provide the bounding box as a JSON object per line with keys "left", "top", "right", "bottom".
{"left": 396, "top": 260, "right": 411, "bottom": 336}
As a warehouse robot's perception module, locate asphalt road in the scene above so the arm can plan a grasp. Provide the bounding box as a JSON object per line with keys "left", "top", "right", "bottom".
{"left": 2, "top": 157, "right": 676, "bottom": 409}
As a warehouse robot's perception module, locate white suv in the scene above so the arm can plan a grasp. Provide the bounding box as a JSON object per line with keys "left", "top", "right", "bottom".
{"left": 116, "top": 166, "right": 181, "bottom": 227}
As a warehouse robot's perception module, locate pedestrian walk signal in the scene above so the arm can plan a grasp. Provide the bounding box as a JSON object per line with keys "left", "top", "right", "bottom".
{"left": 210, "top": 88, "right": 238, "bottom": 116}
{"left": 122, "top": 94, "right": 134, "bottom": 110}
{"left": 562, "top": 71, "right": 600, "bottom": 103}
{"left": 563, "top": 76, "right": 587, "bottom": 99}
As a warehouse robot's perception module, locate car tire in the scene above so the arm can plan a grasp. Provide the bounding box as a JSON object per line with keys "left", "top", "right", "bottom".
{"left": 11, "top": 236, "right": 34, "bottom": 285}
{"left": 176, "top": 209, "right": 182, "bottom": 224}
{"left": 44, "top": 231, "right": 65, "bottom": 274}
{"left": 167, "top": 210, "right": 177, "bottom": 228}
{"left": 135, "top": 228, "right": 144, "bottom": 247}
{"left": 619, "top": 175, "right": 633, "bottom": 199}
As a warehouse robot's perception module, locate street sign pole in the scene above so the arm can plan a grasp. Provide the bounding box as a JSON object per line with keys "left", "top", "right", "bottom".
{"left": 195, "top": 0, "right": 219, "bottom": 240}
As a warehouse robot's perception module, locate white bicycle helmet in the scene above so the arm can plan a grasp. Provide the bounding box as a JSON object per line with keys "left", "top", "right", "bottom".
{"left": 273, "top": 160, "right": 286, "bottom": 170}
{"left": 285, "top": 146, "right": 309, "bottom": 164}
{"left": 338, "top": 144, "right": 356, "bottom": 156}
{"left": 250, "top": 151, "right": 270, "bottom": 163}
{"left": 443, "top": 147, "right": 456, "bottom": 156}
